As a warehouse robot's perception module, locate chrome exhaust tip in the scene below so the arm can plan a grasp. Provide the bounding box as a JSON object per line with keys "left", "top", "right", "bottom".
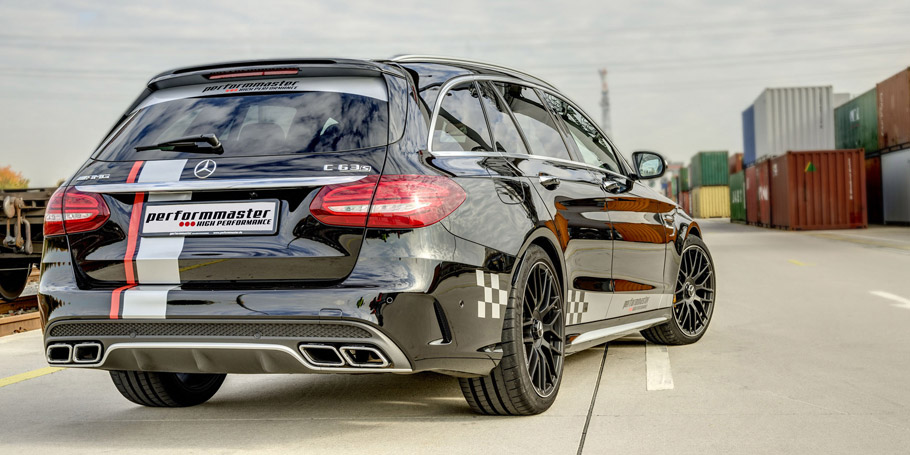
{"left": 46, "top": 344, "right": 73, "bottom": 364}
{"left": 339, "top": 346, "right": 390, "bottom": 368}
{"left": 72, "top": 342, "right": 103, "bottom": 364}
{"left": 298, "top": 344, "right": 346, "bottom": 367}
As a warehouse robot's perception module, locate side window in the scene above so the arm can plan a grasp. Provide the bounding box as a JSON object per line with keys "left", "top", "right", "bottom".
{"left": 493, "top": 83, "right": 572, "bottom": 161}
{"left": 477, "top": 82, "right": 528, "bottom": 154}
{"left": 543, "top": 93, "right": 621, "bottom": 173}
{"left": 432, "top": 82, "right": 492, "bottom": 152}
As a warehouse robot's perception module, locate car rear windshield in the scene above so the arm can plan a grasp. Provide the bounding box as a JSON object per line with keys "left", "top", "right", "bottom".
{"left": 95, "top": 90, "right": 389, "bottom": 161}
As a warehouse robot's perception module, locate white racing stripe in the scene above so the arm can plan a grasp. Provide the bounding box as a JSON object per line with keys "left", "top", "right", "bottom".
{"left": 137, "top": 160, "right": 188, "bottom": 183}
{"left": 135, "top": 237, "right": 185, "bottom": 284}
{"left": 645, "top": 342, "right": 675, "bottom": 391}
{"left": 870, "top": 291, "right": 910, "bottom": 310}
{"left": 121, "top": 286, "right": 176, "bottom": 319}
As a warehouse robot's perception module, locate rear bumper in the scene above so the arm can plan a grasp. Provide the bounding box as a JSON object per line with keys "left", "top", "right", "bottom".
{"left": 43, "top": 318, "right": 414, "bottom": 374}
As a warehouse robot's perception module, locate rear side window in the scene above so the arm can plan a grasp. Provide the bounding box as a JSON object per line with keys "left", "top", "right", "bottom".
{"left": 432, "top": 82, "right": 492, "bottom": 152}
{"left": 96, "top": 90, "right": 389, "bottom": 161}
{"left": 477, "top": 82, "right": 528, "bottom": 154}
{"left": 543, "top": 93, "right": 621, "bottom": 174}
{"left": 493, "top": 83, "right": 570, "bottom": 160}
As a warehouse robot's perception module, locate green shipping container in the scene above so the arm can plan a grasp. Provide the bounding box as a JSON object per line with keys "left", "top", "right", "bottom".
{"left": 835, "top": 88, "right": 878, "bottom": 154}
{"left": 689, "top": 151, "right": 729, "bottom": 187}
{"left": 679, "top": 167, "right": 690, "bottom": 192}
{"left": 729, "top": 171, "right": 746, "bottom": 222}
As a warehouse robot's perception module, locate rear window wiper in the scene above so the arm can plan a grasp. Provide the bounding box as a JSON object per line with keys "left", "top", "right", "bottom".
{"left": 135, "top": 134, "right": 223, "bottom": 154}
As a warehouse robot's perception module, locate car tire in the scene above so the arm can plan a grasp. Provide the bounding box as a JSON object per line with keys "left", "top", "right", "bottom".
{"left": 109, "top": 370, "right": 226, "bottom": 407}
{"left": 459, "top": 245, "right": 565, "bottom": 415}
{"left": 641, "top": 234, "right": 716, "bottom": 345}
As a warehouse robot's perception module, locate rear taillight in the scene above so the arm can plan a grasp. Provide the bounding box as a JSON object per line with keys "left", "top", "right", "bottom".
{"left": 44, "top": 187, "right": 111, "bottom": 237}
{"left": 309, "top": 175, "right": 466, "bottom": 228}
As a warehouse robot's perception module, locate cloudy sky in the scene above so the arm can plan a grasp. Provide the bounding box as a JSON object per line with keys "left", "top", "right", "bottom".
{"left": 1, "top": 0, "right": 908, "bottom": 186}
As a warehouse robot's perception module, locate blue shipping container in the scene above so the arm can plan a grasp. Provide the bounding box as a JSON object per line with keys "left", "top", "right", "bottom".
{"left": 742, "top": 105, "right": 756, "bottom": 166}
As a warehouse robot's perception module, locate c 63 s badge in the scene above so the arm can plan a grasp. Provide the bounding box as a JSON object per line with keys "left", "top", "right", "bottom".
{"left": 74, "top": 174, "right": 110, "bottom": 181}
{"left": 324, "top": 164, "right": 371, "bottom": 172}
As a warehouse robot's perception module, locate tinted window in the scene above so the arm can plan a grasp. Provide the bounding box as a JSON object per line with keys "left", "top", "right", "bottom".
{"left": 477, "top": 82, "right": 528, "bottom": 154}
{"left": 494, "top": 83, "right": 570, "bottom": 160}
{"left": 432, "top": 82, "right": 492, "bottom": 152}
{"left": 543, "top": 93, "right": 621, "bottom": 173}
{"left": 97, "top": 92, "right": 388, "bottom": 161}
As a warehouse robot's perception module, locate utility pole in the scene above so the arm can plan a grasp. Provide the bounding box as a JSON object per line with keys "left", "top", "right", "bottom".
{"left": 598, "top": 68, "right": 612, "bottom": 137}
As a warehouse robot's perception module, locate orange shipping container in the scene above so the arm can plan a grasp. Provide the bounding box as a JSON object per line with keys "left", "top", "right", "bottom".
{"left": 679, "top": 191, "right": 690, "bottom": 214}
{"left": 769, "top": 150, "right": 866, "bottom": 230}
{"left": 757, "top": 160, "right": 772, "bottom": 226}
{"left": 745, "top": 166, "right": 759, "bottom": 225}
{"left": 729, "top": 152, "right": 743, "bottom": 174}
{"left": 877, "top": 68, "right": 910, "bottom": 149}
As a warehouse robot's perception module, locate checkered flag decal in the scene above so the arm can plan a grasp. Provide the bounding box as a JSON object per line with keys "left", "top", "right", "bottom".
{"left": 566, "top": 290, "right": 588, "bottom": 325}
{"left": 476, "top": 270, "right": 508, "bottom": 319}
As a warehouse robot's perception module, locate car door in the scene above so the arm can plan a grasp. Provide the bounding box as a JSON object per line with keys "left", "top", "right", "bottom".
{"left": 542, "top": 93, "right": 673, "bottom": 319}
{"left": 479, "top": 81, "right": 615, "bottom": 326}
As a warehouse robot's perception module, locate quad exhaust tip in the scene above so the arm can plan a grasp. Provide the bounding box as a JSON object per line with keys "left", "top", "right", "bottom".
{"left": 46, "top": 342, "right": 103, "bottom": 364}
{"left": 298, "top": 344, "right": 346, "bottom": 367}
{"left": 298, "top": 344, "right": 390, "bottom": 368}
{"left": 46, "top": 344, "right": 73, "bottom": 364}
{"left": 72, "top": 342, "right": 103, "bottom": 364}
{"left": 339, "top": 346, "right": 390, "bottom": 368}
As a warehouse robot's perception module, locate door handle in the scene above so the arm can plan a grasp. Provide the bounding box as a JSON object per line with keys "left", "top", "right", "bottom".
{"left": 538, "top": 174, "right": 560, "bottom": 189}
{"left": 603, "top": 179, "right": 622, "bottom": 193}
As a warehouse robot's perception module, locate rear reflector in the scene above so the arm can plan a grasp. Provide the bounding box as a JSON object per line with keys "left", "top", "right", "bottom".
{"left": 207, "top": 69, "right": 300, "bottom": 80}
{"left": 309, "top": 175, "right": 466, "bottom": 229}
{"left": 44, "top": 187, "right": 111, "bottom": 236}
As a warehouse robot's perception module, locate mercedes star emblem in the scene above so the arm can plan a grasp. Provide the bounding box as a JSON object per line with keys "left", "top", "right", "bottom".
{"left": 194, "top": 159, "right": 217, "bottom": 179}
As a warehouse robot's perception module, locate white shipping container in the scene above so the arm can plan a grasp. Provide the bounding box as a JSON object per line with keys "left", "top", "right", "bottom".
{"left": 752, "top": 86, "right": 836, "bottom": 162}
{"left": 882, "top": 148, "right": 910, "bottom": 224}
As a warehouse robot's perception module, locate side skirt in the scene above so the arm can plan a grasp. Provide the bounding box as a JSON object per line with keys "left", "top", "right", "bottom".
{"left": 565, "top": 308, "right": 672, "bottom": 354}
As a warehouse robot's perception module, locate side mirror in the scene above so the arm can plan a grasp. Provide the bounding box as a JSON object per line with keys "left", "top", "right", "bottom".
{"left": 632, "top": 151, "right": 666, "bottom": 179}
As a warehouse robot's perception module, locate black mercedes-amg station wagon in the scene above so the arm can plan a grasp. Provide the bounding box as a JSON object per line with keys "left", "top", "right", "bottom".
{"left": 39, "top": 56, "right": 715, "bottom": 415}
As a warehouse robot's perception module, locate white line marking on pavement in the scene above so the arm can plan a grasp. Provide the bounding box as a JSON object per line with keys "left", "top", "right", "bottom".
{"left": 645, "top": 342, "right": 674, "bottom": 391}
{"left": 870, "top": 291, "right": 910, "bottom": 310}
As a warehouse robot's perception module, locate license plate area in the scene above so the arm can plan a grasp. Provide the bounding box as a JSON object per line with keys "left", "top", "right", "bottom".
{"left": 141, "top": 200, "right": 279, "bottom": 236}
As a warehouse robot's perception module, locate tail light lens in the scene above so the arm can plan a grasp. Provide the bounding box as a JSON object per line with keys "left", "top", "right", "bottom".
{"left": 44, "top": 187, "right": 111, "bottom": 236}
{"left": 310, "top": 175, "right": 466, "bottom": 228}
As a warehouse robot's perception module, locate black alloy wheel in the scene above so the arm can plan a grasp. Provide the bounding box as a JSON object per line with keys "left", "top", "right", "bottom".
{"left": 673, "top": 244, "right": 715, "bottom": 337}
{"left": 521, "top": 261, "right": 564, "bottom": 397}
{"left": 641, "top": 234, "right": 716, "bottom": 345}
{"left": 459, "top": 245, "right": 566, "bottom": 415}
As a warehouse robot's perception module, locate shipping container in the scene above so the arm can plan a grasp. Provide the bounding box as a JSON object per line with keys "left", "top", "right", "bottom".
{"left": 769, "top": 150, "right": 866, "bottom": 230}
{"left": 691, "top": 186, "right": 731, "bottom": 218}
{"left": 757, "top": 159, "right": 772, "bottom": 226}
{"left": 753, "top": 87, "right": 836, "bottom": 162}
{"left": 835, "top": 88, "right": 878, "bottom": 154}
{"left": 743, "top": 106, "right": 756, "bottom": 166}
{"left": 865, "top": 156, "right": 883, "bottom": 224}
{"left": 882, "top": 148, "right": 910, "bottom": 224}
{"left": 679, "top": 191, "right": 690, "bottom": 214}
{"left": 729, "top": 171, "right": 746, "bottom": 222}
{"left": 679, "top": 167, "right": 689, "bottom": 192}
{"left": 689, "top": 151, "right": 729, "bottom": 187}
{"left": 672, "top": 176, "right": 679, "bottom": 198}
{"left": 877, "top": 68, "right": 910, "bottom": 150}
{"left": 745, "top": 166, "right": 759, "bottom": 224}
{"left": 729, "top": 152, "right": 743, "bottom": 175}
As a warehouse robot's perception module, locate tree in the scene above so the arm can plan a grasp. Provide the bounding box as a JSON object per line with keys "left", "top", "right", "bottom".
{"left": 0, "top": 165, "right": 29, "bottom": 190}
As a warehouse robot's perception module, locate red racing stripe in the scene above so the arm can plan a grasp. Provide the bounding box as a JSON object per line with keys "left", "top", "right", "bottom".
{"left": 109, "top": 284, "right": 135, "bottom": 319}
{"left": 112, "top": 160, "right": 145, "bottom": 319}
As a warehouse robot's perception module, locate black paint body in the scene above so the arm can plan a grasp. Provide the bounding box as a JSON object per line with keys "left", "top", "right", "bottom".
{"left": 40, "top": 58, "right": 701, "bottom": 376}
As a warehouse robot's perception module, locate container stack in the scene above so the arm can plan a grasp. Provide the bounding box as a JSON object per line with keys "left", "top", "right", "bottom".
{"left": 689, "top": 151, "right": 730, "bottom": 218}
{"left": 737, "top": 85, "right": 869, "bottom": 230}
{"left": 833, "top": 67, "right": 910, "bottom": 225}
{"left": 678, "top": 167, "right": 690, "bottom": 214}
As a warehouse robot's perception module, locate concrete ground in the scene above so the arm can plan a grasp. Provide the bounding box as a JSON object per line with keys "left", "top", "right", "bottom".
{"left": 1, "top": 219, "right": 909, "bottom": 454}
